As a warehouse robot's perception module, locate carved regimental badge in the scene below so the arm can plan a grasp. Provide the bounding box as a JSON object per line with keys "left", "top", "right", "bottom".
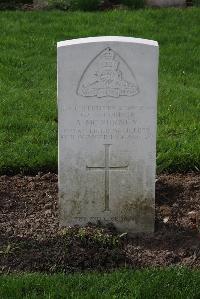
{"left": 77, "top": 47, "right": 139, "bottom": 98}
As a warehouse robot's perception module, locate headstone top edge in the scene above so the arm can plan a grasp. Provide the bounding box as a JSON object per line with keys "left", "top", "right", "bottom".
{"left": 57, "top": 36, "right": 159, "bottom": 48}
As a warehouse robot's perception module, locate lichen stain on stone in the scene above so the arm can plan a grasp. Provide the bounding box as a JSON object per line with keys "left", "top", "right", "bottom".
{"left": 59, "top": 192, "right": 65, "bottom": 200}
{"left": 71, "top": 200, "right": 82, "bottom": 215}
{"left": 117, "top": 197, "right": 154, "bottom": 224}
{"left": 62, "top": 199, "right": 82, "bottom": 220}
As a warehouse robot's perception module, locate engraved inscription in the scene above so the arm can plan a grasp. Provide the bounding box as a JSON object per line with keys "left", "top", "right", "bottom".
{"left": 60, "top": 104, "right": 154, "bottom": 141}
{"left": 86, "top": 144, "right": 129, "bottom": 211}
{"left": 77, "top": 48, "right": 139, "bottom": 98}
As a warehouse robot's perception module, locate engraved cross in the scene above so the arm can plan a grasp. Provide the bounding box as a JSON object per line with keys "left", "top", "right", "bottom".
{"left": 86, "top": 144, "right": 129, "bottom": 211}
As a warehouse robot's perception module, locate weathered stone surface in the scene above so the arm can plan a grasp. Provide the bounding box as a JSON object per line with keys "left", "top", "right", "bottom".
{"left": 57, "top": 36, "right": 159, "bottom": 233}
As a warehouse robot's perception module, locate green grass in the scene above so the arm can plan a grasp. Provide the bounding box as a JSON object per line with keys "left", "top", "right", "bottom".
{"left": 0, "top": 9, "right": 199, "bottom": 174}
{"left": 1, "top": 268, "right": 200, "bottom": 298}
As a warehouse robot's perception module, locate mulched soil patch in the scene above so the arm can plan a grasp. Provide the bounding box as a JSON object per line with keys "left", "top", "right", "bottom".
{"left": 0, "top": 172, "right": 200, "bottom": 273}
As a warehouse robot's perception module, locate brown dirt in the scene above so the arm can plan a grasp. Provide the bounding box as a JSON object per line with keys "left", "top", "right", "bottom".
{"left": 0, "top": 172, "right": 200, "bottom": 273}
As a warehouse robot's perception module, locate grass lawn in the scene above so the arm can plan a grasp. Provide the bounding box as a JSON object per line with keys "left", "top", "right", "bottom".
{"left": 0, "top": 8, "right": 199, "bottom": 174}
{"left": 0, "top": 268, "right": 200, "bottom": 299}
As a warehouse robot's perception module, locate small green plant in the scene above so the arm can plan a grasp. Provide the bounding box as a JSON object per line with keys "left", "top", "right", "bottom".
{"left": 60, "top": 226, "right": 122, "bottom": 248}
{"left": 76, "top": 226, "right": 121, "bottom": 247}
{"left": 120, "top": 0, "right": 145, "bottom": 8}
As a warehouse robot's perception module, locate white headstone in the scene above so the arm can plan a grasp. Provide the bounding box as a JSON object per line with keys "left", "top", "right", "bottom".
{"left": 58, "top": 36, "right": 159, "bottom": 234}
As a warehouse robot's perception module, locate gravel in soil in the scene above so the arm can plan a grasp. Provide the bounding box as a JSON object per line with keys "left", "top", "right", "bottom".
{"left": 0, "top": 172, "right": 200, "bottom": 273}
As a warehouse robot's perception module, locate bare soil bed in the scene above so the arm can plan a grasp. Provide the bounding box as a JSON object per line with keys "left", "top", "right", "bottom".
{"left": 0, "top": 172, "right": 200, "bottom": 273}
